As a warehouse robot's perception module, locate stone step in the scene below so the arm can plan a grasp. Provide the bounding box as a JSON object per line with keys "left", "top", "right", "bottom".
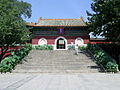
{"left": 19, "top": 62, "right": 96, "bottom": 66}
{"left": 22, "top": 60, "right": 95, "bottom": 64}
{"left": 15, "top": 65, "right": 100, "bottom": 72}
{"left": 14, "top": 50, "right": 101, "bottom": 73}
{"left": 16, "top": 63, "right": 98, "bottom": 67}
{"left": 17, "top": 66, "right": 99, "bottom": 69}
{"left": 13, "top": 69, "right": 99, "bottom": 73}
{"left": 16, "top": 64, "right": 98, "bottom": 68}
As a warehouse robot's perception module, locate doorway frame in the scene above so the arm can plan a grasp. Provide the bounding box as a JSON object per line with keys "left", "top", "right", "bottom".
{"left": 54, "top": 36, "right": 67, "bottom": 50}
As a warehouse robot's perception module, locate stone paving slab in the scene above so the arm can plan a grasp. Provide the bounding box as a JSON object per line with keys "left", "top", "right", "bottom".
{"left": 0, "top": 73, "right": 120, "bottom": 90}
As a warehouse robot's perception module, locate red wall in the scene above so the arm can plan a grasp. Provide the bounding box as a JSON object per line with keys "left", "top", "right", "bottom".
{"left": 0, "top": 46, "right": 21, "bottom": 59}
{"left": 90, "top": 42, "right": 112, "bottom": 44}
{"left": 32, "top": 36, "right": 90, "bottom": 45}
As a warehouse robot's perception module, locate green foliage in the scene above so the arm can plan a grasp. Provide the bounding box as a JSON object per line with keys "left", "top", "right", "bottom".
{"left": 11, "top": 52, "right": 21, "bottom": 64}
{"left": 33, "top": 45, "right": 53, "bottom": 50}
{"left": 106, "top": 62, "right": 118, "bottom": 72}
{"left": 16, "top": 48, "right": 28, "bottom": 59}
{"left": 0, "top": 0, "right": 32, "bottom": 61}
{"left": 0, "top": 0, "right": 31, "bottom": 44}
{"left": 16, "top": 44, "right": 32, "bottom": 59}
{"left": 68, "top": 45, "right": 75, "bottom": 50}
{"left": 23, "top": 44, "right": 32, "bottom": 51}
{"left": 0, "top": 44, "right": 32, "bottom": 73}
{"left": 78, "top": 46, "right": 87, "bottom": 51}
{"left": 87, "top": 0, "right": 120, "bottom": 42}
{"left": 87, "top": 44, "right": 118, "bottom": 72}
{"left": 0, "top": 57, "right": 14, "bottom": 73}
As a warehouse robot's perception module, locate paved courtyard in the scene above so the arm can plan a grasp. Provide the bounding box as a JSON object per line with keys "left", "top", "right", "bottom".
{"left": 0, "top": 50, "right": 120, "bottom": 90}
{"left": 0, "top": 73, "right": 120, "bottom": 90}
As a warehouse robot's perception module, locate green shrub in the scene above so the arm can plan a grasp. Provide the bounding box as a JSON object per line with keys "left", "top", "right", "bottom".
{"left": 68, "top": 45, "right": 75, "bottom": 50}
{"left": 78, "top": 46, "right": 86, "bottom": 50}
{"left": 0, "top": 57, "right": 14, "bottom": 73}
{"left": 106, "top": 62, "right": 118, "bottom": 72}
{"left": 33, "top": 45, "right": 53, "bottom": 50}
{"left": 0, "top": 44, "right": 32, "bottom": 73}
{"left": 94, "top": 51, "right": 104, "bottom": 60}
{"left": 87, "top": 43, "right": 118, "bottom": 72}
{"left": 46, "top": 45, "right": 53, "bottom": 50}
{"left": 11, "top": 52, "right": 21, "bottom": 63}
{"left": 99, "top": 56, "right": 110, "bottom": 66}
{"left": 23, "top": 44, "right": 32, "bottom": 51}
{"left": 87, "top": 43, "right": 93, "bottom": 50}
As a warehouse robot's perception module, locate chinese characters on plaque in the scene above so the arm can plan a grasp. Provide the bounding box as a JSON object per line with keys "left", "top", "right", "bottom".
{"left": 58, "top": 28, "right": 64, "bottom": 34}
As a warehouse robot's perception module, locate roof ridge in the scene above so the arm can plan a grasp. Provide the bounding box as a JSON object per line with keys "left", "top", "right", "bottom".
{"left": 40, "top": 19, "right": 82, "bottom": 20}
{"left": 27, "top": 25, "right": 86, "bottom": 27}
{"left": 36, "top": 17, "right": 87, "bottom": 27}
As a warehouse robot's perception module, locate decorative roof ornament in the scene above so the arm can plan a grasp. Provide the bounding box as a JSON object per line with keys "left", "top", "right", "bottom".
{"left": 38, "top": 17, "right": 42, "bottom": 23}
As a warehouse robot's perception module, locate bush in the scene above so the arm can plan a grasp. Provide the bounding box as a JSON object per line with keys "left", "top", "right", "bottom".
{"left": 68, "top": 45, "right": 75, "bottom": 50}
{"left": 106, "top": 62, "right": 118, "bottom": 72}
{"left": 0, "top": 57, "right": 14, "bottom": 73}
{"left": 78, "top": 46, "right": 86, "bottom": 50}
{"left": 33, "top": 45, "right": 53, "bottom": 50}
{"left": 93, "top": 51, "right": 109, "bottom": 65}
{"left": 0, "top": 44, "right": 32, "bottom": 73}
{"left": 23, "top": 44, "right": 32, "bottom": 51}
{"left": 87, "top": 44, "right": 118, "bottom": 72}
{"left": 11, "top": 52, "right": 21, "bottom": 63}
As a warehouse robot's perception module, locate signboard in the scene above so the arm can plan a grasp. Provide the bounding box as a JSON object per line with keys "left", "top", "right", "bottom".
{"left": 59, "top": 40, "right": 64, "bottom": 44}
{"left": 58, "top": 28, "right": 64, "bottom": 34}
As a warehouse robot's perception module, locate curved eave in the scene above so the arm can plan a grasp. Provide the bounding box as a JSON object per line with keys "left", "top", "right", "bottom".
{"left": 26, "top": 24, "right": 87, "bottom": 27}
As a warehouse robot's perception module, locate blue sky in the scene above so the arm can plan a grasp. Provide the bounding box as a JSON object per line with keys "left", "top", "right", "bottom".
{"left": 22, "top": 0, "right": 93, "bottom": 22}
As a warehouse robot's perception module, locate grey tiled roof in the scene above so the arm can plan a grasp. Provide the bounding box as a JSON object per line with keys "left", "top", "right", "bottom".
{"left": 36, "top": 18, "right": 86, "bottom": 26}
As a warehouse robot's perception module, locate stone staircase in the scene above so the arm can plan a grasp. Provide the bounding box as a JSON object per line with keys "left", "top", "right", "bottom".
{"left": 13, "top": 50, "right": 101, "bottom": 73}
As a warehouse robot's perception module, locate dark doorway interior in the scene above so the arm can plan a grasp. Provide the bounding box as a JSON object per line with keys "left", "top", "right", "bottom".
{"left": 57, "top": 38, "right": 65, "bottom": 49}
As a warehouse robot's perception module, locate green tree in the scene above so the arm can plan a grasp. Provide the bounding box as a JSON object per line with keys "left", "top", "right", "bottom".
{"left": 87, "top": 0, "right": 120, "bottom": 42}
{"left": 0, "top": 0, "right": 32, "bottom": 61}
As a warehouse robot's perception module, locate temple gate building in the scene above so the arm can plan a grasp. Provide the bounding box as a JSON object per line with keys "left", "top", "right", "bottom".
{"left": 27, "top": 17, "right": 90, "bottom": 50}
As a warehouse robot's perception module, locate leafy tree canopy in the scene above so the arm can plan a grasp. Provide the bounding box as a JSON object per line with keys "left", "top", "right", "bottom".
{"left": 87, "top": 0, "right": 120, "bottom": 42}
{"left": 0, "top": 0, "right": 32, "bottom": 61}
